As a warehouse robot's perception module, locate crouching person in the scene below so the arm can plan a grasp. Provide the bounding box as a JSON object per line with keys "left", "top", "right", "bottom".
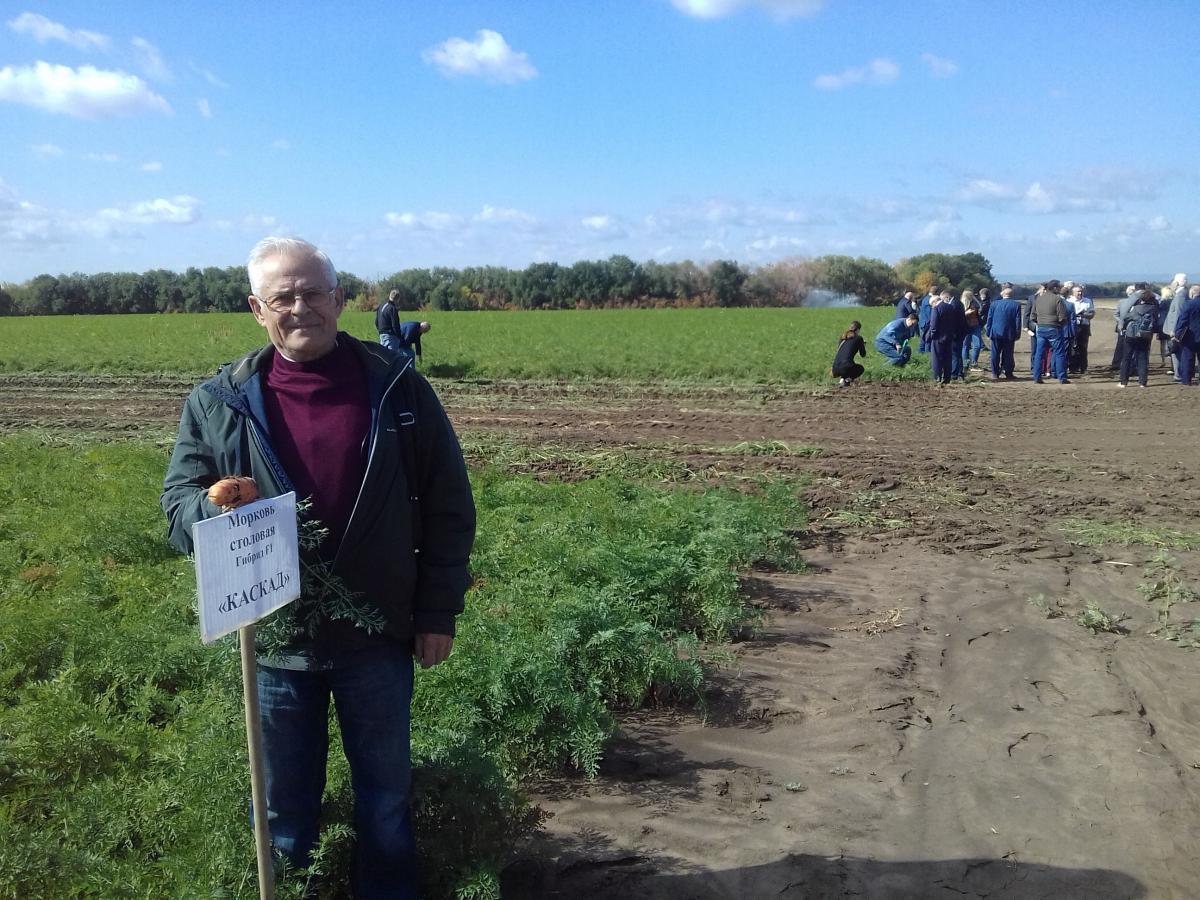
{"left": 831, "top": 320, "right": 868, "bottom": 386}
{"left": 874, "top": 314, "right": 918, "bottom": 367}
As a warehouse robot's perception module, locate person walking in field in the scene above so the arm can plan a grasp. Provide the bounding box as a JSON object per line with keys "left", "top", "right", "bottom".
{"left": 1162, "top": 274, "right": 1188, "bottom": 380}
{"left": 831, "top": 320, "right": 867, "bottom": 386}
{"left": 162, "top": 237, "right": 476, "bottom": 898}
{"left": 874, "top": 314, "right": 919, "bottom": 367}
{"left": 984, "top": 283, "right": 1022, "bottom": 380}
{"left": 1117, "top": 289, "right": 1161, "bottom": 388}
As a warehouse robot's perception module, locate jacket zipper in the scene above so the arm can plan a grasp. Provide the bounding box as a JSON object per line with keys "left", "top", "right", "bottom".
{"left": 331, "top": 354, "right": 413, "bottom": 569}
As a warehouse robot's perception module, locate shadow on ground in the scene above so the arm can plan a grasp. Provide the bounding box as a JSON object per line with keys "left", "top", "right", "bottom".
{"left": 502, "top": 848, "right": 1146, "bottom": 899}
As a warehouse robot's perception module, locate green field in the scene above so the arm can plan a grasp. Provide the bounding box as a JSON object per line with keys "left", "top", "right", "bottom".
{"left": 0, "top": 434, "right": 805, "bottom": 898}
{"left": 0, "top": 307, "right": 924, "bottom": 383}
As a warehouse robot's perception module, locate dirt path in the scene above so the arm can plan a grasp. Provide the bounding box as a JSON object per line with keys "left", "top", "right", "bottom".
{"left": 4, "top": 329, "right": 1199, "bottom": 898}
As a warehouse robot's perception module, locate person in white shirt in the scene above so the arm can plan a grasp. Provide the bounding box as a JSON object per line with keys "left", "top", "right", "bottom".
{"left": 1066, "top": 284, "right": 1095, "bottom": 374}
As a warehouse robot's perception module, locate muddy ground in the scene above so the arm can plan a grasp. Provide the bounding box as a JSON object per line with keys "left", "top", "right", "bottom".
{"left": 4, "top": 331, "right": 1199, "bottom": 899}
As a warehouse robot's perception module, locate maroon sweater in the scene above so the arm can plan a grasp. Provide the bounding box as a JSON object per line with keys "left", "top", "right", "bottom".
{"left": 262, "top": 340, "right": 371, "bottom": 552}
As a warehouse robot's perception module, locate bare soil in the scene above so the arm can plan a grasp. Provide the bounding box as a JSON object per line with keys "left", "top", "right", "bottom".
{"left": 5, "top": 331, "right": 1199, "bottom": 899}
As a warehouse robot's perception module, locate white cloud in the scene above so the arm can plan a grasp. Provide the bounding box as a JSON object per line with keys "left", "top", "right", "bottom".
{"left": 85, "top": 152, "right": 120, "bottom": 163}
{"left": 0, "top": 62, "right": 172, "bottom": 118}
{"left": 7, "top": 12, "right": 110, "bottom": 51}
{"left": 141, "top": 161, "right": 163, "bottom": 172}
{"left": 671, "top": 0, "right": 824, "bottom": 19}
{"left": 813, "top": 58, "right": 899, "bottom": 90}
{"left": 271, "top": 139, "right": 291, "bottom": 151}
{"left": 1147, "top": 215, "right": 1170, "bottom": 232}
{"left": 1055, "top": 228, "right": 1073, "bottom": 241}
{"left": 384, "top": 210, "right": 464, "bottom": 231}
{"left": 422, "top": 29, "right": 537, "bottom": 84}
{"left": 197, "top": 98, "right": 212, "bottom": 118}
{"left": 190, "top": 63, "right": 229, "bottom": 89}
{"left": 581, "top": 214, "right": 613, "bottom": 231}
{"left": 131, "top": 36, "right": 171, "bottom": 80}
{"left": 920, "top": 52, "right": 959, "bottom": 78}
{"left": 30, "top": 142, "right": 63, "bottom": 158}
{"left": 957, "top": 178, "right": 1017, "bottom": 202}
{"left": 97, "top": 195, "right": 199, "bottom": 225}
{"left": 475, "top": 205, "right": 538, "bottom": 227}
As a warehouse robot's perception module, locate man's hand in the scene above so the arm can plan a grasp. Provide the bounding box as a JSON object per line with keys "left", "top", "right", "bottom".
{"left": 414, "top": 633, "right": 454, "bottom": 669}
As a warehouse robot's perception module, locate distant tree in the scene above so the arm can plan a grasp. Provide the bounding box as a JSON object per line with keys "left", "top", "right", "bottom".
{"left": 337, "top": 270, "right": 369, "bottom": 307}
{"left": 511, "top": 262, "right": 563, "bottom": 309}
{"left": 895, "top": 252, "right": 995, "bottom": 294}
{"left": 811, "top": 255, "right": 900, "bottom": 306}
{"left": 0, "top": 286, "right": 14, "bottom": 316}
{"left": 707, "top": 260, "right": 747, "bottom": 307}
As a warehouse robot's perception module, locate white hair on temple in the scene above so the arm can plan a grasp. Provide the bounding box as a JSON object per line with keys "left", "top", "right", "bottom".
{"left": 246, "top": 236, "right": 338, "bottom": 297}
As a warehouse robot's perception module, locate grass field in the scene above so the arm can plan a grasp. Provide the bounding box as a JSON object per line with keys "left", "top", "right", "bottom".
{"left": 0, "top": 307, "right": 925, "bottom": 383}
{"left": 0, "top": 434, "right": 805, "bottom": 898}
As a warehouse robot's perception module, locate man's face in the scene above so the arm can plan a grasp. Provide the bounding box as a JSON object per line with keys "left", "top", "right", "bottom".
{"left": 1072, "top": 287, "right": 1083, "bottom": 298}
{"left": 248, "top": 251, "right": 344, "bottom": 362}
{"left": 905, "top": 291, "right": 914, "bottom": 301}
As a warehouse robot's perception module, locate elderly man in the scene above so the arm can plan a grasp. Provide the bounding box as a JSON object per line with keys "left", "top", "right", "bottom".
{"left": 162, "top": 237, "right": 475, "bottom": 898}
{"left": 1065, "top": 284, "right": 1096, "bottom": 374}
{"left": 985, "top": 283, "right": 1022, "bottom": 380}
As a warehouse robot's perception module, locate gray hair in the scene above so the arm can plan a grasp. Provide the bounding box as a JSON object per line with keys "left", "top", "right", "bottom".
{"left": 246, "top": 236, "right": 338, "bottom": 297}
{"left": 1173, "top": 272, "right": 1188, "bottom": 288}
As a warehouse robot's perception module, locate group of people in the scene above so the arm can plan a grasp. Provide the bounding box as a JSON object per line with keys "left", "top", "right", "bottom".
{"left": 830, "top": 275, "right": 1200, "bottom": 389}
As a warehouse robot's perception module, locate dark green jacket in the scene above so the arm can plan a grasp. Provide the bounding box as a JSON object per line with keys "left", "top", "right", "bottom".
{"left": 161, "top": 333, "right": 475, "bottom": 650}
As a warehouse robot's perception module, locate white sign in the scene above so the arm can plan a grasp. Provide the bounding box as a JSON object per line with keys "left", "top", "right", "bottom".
{"left": 192, "top": 492, "right": 301, "bottom": 644}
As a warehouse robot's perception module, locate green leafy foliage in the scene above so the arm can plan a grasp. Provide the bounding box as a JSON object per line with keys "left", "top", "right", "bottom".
{"left": 0, "top": 307, "right": 927, "bottom": 384}
{"left": 0, "top": 435, "right": 804, "bottom": 897}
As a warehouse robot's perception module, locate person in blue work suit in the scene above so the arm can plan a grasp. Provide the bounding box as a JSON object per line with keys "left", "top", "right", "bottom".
{"left": 941, "top": 290, "right": 968, "bottom": 381}
{"left": 394, "top": 320, "right": 431, "bottom": 364}
{"left": 874, "top": 314, "right": 919, "bottom": 366}
{"left": 926, "top": 294, "right": 963, "bottom": 384}
{"left": 917, "top": 286, "right": 939, "bottom": 353}
{"left": 984, "top": 283, "right": 1022, "bottom": 380}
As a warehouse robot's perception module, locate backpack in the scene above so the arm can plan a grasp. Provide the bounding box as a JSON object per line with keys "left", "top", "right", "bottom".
{"left": 1125, "top": 303, "right": 1157, "bottom": 340}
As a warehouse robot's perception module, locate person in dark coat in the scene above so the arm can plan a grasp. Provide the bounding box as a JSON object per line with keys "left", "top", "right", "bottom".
{"left": 984, "top": 283, "right": 1022, "bottom": 380}
{"left": 162, "top": 237, "right": 475, "bottom": 896}
{"left": 895, "top": 291, "right": 919, "bottom": 321}
{"left": 831, "top": 320, "right": 867, "bottom": 386}
{"left": 1117, "top": 290, "right": 1161, "bottom": 388}
{"left": 1172, "top": 286, "right": 1200, "bottom": 385}
{"left": 927, "top": 294, "right": 963, "bottom": 384}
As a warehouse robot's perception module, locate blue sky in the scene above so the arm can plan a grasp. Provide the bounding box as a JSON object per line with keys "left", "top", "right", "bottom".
{"left": 2, "top": 0, "right": 1198, "bottom": 283}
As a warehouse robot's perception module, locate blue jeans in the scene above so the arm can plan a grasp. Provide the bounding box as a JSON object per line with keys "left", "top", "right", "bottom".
{"left": 379, "top": 334, "right": 416, "bottom": 362}
{"left": 257, "top": 651, "right": 418, "bottom": 899}
{"left": 874, "top": 339, "right": 911, "bottom": 367}
{"left": 961, "top": 326, "right": 983, "bottom": 367}
{"left": 1032, "top": 326, "right": 1067, "bottom": 382}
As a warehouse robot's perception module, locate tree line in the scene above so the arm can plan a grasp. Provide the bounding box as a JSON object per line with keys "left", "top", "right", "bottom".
{"left": 2, "top": 251, "right": 1057, "bottom": 316}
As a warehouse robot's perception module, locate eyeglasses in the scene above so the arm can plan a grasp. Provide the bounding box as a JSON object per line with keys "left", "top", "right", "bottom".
{"left": 255, "top": 287, "right": 338, "bottom": 314}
